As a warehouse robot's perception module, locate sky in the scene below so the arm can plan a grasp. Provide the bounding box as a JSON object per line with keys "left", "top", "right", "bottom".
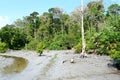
{"left": 0, "top": 0, "right": 120, "bottom": 28}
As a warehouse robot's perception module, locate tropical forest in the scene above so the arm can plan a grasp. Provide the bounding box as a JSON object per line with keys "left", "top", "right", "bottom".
{"left": 0, "top": 0, "right": 120, "bottom": 80}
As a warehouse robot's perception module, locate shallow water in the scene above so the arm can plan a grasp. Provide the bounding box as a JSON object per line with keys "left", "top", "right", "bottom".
{"left": 0, "top": 55, "right": 28, "bottom": 75}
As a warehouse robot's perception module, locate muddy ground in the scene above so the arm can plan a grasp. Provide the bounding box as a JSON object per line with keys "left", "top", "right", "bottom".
{"left": 0, "top": 50, "right": 120, "bottom": 80}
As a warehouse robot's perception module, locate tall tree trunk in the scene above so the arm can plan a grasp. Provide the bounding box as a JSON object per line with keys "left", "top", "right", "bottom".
{"left": 80, "top": 0, "right": 87, "bottom": 57}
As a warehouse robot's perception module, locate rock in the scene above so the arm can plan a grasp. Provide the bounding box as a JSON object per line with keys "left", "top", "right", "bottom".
{"left": 70, "top": 58, "right": 75, "bottom": 63}
{"left": 62, "top": 60, "right": 67, "bottom": 63}
{"left": 108, "top": 59, "right": 120, "bottom": 70}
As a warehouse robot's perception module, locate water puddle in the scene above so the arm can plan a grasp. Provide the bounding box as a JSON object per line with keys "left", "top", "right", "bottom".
{"left": 0, "top": 55, "right": 28, "bottom": 75}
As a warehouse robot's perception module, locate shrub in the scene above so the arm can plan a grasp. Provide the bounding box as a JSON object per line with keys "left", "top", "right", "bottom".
{"left": 111, "top": 51, "right": 120, "bottom": 59}
{"left": 26, "top": 39, "right": 38, "bottom": 50}
{"left": 77, "top": 29, "right": 96, "bottom": 53}
{"left": 48, "top": 40, "right": 65, "bottom": 50}
{"left": 74, "top": 39, "right": 82, "bottom": 53}
{"left": 48, "top": 34, "right": 69, "bottom": 50}
{"left": 97, "top": 45, "right": 108, "bottom": 55}
{"left": 0, "top": 42, "right": 8, "bottom": 53}
{"left": 86, "top": 40, "right": 95, "bottom": 53}
{"left": 36, "top": 42, "right": 44, "bottom": 56}
{"left": 10, "top": 34, "right": 26, "bottom": 50}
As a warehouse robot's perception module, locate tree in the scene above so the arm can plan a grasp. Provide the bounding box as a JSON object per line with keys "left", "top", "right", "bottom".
{"left": 102, "top": 4, "right": 120, "bottom": 59}
{"left": 48, "top": 7, "right": 63, "bottom": 18}
{"left": 26, "top": 11, "right": 40, "bottom": 39}
{"left": 71, "top": 0, "right": 87, "bottom": 57}
{"left": 10, "top": 28, "right": 27, "bottom": 50}
{"left": 107, "top": 4, "right": 120, "bottom": 16}
{"left": 13, "top": 19, "right": 26, "bottom": 28}
{"left": 0, "top": 25, "right": 27, "bottom": 50}
{"left": 48, "top": 7, "right": 64, "bottom": 36}
{"left": 80, "top": 0, "right": 87, "bottom": 57}
{"left": 86, "top": 0, "right": 104, "bottom": 32}
{"left": 0, "top": 25, "right": 15, "bottom": 48}
{"left": 37, "top": 12, "right": 52, "bottom": 41}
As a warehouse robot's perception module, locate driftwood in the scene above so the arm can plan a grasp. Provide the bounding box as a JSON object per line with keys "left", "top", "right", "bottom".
{"left": 62, "top": 58, "right": 75, "bottom": 64}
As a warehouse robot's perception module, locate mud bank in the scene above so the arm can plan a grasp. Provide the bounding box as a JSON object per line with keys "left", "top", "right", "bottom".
{"left": 0, "top": 50, "right": 120, "bottom": 80}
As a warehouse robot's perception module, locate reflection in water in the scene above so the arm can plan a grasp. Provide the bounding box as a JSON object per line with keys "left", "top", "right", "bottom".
{"left": 0, "top": 55, "right": 28, "bottom": 74}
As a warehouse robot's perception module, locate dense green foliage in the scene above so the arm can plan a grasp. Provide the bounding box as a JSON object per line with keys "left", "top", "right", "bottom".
{"left": 26, "top": 39, "right": 38, "bottom": 50}
{"left": 0, "top": 26, "right": 27, "bottom": 50}
{"left": 36, "top": 42, "right": 44, "bottom": 56}
{"left": 0, "top": 42, "right": 8, "bottom": 53}
{"left": 74, "top": 40, "right": 82, "bottom": 53}
{"left": 0, "top": 1, "right": 120, "bottom": 60}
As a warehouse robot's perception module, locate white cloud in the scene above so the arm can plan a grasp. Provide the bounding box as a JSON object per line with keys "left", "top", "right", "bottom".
{"left": 0, "top": 16, "right": 10, "bottom": 28}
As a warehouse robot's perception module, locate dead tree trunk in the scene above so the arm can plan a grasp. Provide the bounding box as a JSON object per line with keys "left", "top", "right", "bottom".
{"left": 80, "top": 0, "right": 87, "bottom": 58}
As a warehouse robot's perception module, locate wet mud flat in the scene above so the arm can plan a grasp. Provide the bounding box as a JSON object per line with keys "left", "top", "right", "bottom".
{"left": 45, "top": 52, "right": 120, "bottom": 80}
{"left": 0, "top": 55, "right": 28, "bottom": 74}
{"left": 0, "top": 50, "right": 120, "bottom": 80}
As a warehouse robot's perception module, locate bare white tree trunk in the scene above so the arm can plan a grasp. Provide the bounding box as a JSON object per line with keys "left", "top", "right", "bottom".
{"left": 80, "top": 0, "right": 87, "bottom": 57}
